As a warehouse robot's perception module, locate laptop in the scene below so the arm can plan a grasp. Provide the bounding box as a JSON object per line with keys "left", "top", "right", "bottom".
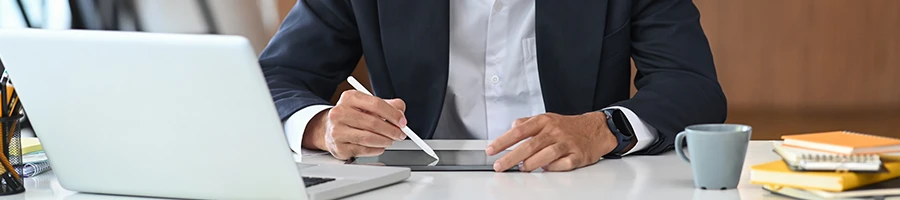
{"left": 0, "top": 29, "right": 410, "bottom": 200}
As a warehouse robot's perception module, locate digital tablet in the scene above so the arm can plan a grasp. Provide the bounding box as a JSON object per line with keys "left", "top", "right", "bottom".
{"left": 346, "top": 150, "right": 519, "bottom": 171}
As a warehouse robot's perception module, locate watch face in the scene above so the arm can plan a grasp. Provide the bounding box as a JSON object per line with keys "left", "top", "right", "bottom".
{"left": 612, "top": 110, "right": 634, "bottom": 137}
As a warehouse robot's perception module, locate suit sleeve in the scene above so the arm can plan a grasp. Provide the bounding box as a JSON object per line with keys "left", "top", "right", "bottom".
{"left": 258, "top": 0, "right": 361, "bottom": 121}
{"left": 614, "top": 0, "right": 727, "bottom": 155}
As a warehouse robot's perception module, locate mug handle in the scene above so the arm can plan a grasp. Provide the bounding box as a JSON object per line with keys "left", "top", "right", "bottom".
{"left": 675, "top": 131, "right": 690, "bottom": 163}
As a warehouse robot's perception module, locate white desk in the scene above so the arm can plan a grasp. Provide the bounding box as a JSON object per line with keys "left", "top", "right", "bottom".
{"left": 3, "top": 141, "right": 797, "bottom": 200}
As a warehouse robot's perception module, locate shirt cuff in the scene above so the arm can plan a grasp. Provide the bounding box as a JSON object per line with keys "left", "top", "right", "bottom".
{"left": 284, "top": 105, "right": 333, "bottom": 153}
{"left": 603, "top": 106, "right": 658, "bottom": 156}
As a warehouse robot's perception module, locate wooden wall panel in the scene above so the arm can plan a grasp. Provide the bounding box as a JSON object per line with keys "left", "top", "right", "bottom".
{"left": 694, "top": 0, "right": 900, "bottom": 138}
{"left": 276, "top": 0, "right": 297, "bottom": 23}
{"left": 694, "top": 0, "right": 900, "bottom": 111}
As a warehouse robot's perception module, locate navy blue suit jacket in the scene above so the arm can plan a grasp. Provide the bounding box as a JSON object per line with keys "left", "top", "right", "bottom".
{"left": 258, "top": 0, "right": 727, "bottom": 155}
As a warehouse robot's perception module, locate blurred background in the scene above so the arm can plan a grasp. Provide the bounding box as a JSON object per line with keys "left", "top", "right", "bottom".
{"left": 1, "top": 0, "right": 898, "bottom": 139}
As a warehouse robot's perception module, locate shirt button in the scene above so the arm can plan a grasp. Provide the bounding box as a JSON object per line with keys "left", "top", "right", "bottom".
{"left": 491, "top": 76, "right": 500, "bottom": 84}
{"left": 493, "top": 2, "right": 503, "bottom": 12}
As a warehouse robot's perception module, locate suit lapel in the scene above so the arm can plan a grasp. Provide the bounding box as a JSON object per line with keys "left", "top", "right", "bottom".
{"left": 535, "top": 0, "right": 608, "bottom": 115}
{"left": 377, "top": 1, "right": 449, "bottom": 138}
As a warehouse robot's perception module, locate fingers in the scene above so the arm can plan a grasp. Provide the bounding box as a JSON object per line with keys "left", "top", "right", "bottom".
{"left": 520, "top": 144, "right": 569, "bottom": 172}
{"left": 324, "top": 126, "right": 391, "bottom": 160}
{"left": 385, "top": 98, "right": 407, "bottom": 113}
{"left": 339, "top": 90, "right": 407, "bottom": 127}
{"left": 511, "top": 117, "right": 530, "bottom": 127}
{"left": 543, "top": 155, "right": 585, "bottom": 172}
{"left": 325, "top": 91, "right": 410, "bottom": 161}
{"left": 487, "top": 116, "right": 547, "bottom": 155}
{"left": 332, "top": 127, "right": 395, "bottom": 148}
{"left": 493, "top": 134, "right": 553, "bottom": 172}
{"left": 332, "top": 107, "right": 405, "bottom": 141}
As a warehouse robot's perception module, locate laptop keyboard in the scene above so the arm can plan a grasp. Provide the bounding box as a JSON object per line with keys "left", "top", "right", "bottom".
{"left": 303, "top": 176, "right": 336, "bottom": 187}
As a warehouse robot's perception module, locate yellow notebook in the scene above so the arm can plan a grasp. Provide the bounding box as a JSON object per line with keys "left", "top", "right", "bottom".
{"left": 21, "top": 137, "right": 42, "bottom": 155}
{"left": 782, "top": 131, "right": 900, "bottom": 154}
{"left": 750, "top": 155, "right": 900, "bottom": 192}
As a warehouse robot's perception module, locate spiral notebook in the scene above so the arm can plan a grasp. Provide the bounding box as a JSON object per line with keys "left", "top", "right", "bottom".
{"left": 14, "top": 161, "right": 51, "bottom": 177}
{"left": 774, "top": 142, "right": 882, "bottom": 172}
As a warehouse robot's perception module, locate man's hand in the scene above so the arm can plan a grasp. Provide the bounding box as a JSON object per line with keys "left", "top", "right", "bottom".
{"left": 302, "top": 90, "right": 408, "bottom": 160}
{"left": 486, "top": 112, "right": 619, "bottom": 172}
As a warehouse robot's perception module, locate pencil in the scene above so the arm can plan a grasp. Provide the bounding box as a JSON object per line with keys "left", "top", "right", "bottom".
{"left": 4, "top": 84, "right": 13, "bottom": 116}
{"left": 4, "top": 89, "right": 17, "bottom": 145}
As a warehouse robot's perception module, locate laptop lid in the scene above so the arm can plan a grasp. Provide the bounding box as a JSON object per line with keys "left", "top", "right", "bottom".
{"left": 0, "top": 29, "right": 308, "bottom": 200}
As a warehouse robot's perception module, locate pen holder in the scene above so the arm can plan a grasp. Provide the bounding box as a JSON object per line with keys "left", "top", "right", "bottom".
{"left": 0, "top": 70, "right": 25, "bottom": 195}
{"left": 0, "top": 114, "right": 24, "bottom": 195}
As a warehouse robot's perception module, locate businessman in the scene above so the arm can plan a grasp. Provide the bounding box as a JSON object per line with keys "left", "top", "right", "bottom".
{"left": 259, "top": 0, "right": 726, "bottom": 172}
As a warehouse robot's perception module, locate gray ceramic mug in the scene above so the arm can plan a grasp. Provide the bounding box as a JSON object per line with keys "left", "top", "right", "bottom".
{"left": 675, "top": 124, "right": 752, "bottom": 190}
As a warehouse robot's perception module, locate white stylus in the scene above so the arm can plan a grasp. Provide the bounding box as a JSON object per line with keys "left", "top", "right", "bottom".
{"left": 346, "top": 76, "right": 440, "bottom": 163}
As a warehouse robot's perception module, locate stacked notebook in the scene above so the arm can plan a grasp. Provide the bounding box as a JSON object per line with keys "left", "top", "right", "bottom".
{"left": 751, "top": 131, "right": 900, "bottom": 199}
{"left": 14, "top": 137, "right": 50, "bottom": 177}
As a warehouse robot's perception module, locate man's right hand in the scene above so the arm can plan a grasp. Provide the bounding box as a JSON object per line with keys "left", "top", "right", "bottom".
{"left": 301, "top": 90, "right": 407, "bottom": 160}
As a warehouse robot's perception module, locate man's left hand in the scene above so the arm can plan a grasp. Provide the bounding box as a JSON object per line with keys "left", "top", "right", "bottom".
{"left": 486, "top": 112, "right": 619, "bottom": 172}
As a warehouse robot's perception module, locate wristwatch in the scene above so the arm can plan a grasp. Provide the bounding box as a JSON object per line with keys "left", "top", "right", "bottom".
{"left": 602, "top": 109, "right": 637, "bottom": 159}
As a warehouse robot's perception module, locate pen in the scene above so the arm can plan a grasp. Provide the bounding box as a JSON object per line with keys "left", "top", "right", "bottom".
{"left": 346, "top": 76, "right": 439, "bottom": 162}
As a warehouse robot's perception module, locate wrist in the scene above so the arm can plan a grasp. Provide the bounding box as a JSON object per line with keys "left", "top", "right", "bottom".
{"left": 301, "top": 109, "right": 330, "bottom": 151}
{"left": 581, "top": 112, "right": 618, "bottom": 155}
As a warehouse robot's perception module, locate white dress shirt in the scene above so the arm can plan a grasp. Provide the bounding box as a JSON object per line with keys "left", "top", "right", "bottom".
{"left": 284, "top": 0, "right": 657, "bottom": 155}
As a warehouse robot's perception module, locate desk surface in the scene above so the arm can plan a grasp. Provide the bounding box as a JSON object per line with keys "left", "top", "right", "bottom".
{"left": 7, "top": 140, "right": 797, "bottom": 200}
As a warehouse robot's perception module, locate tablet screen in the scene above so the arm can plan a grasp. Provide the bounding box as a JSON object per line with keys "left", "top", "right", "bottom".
{"left": 346, "top": 150, "right": 518, "bottom": 171}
